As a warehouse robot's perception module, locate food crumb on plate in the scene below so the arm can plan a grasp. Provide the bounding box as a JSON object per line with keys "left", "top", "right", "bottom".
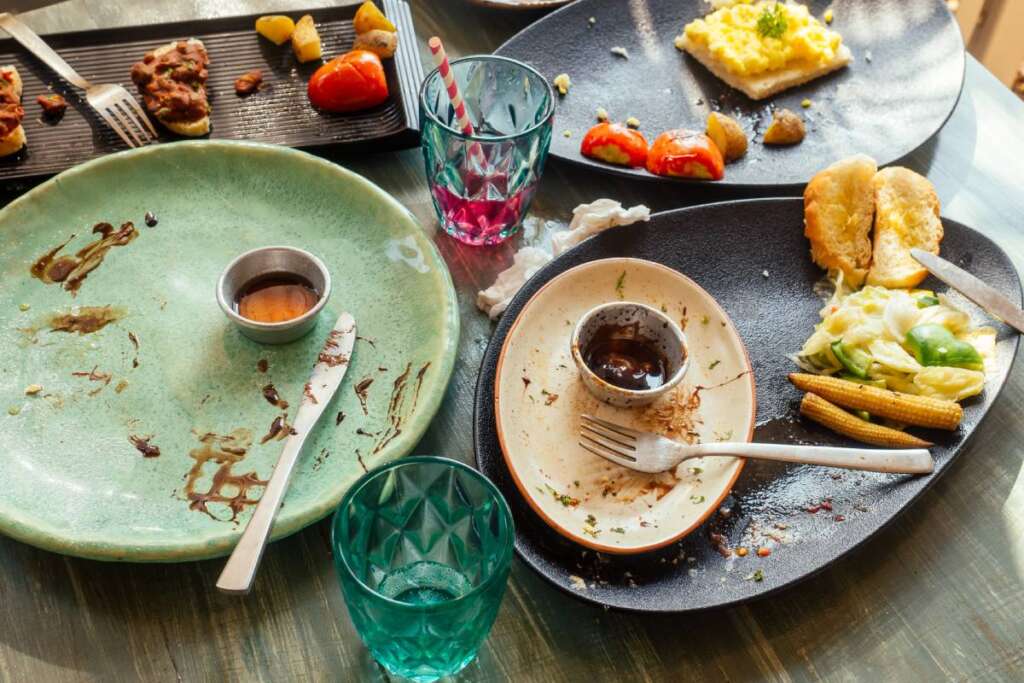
{"left": 625, "top": 116, "right": 640, "bottom": 128}
{"left": 7, "top": 406, "right": 20, "bottom": 416}
{"left": 562, "top": 130, "right": 572, "bottom": 138}
{"left": 24, "top": 384, "right": 42, "bottom": 395}
{"left": 801, "top": 98, "right": 813, "bottom": 108}
{"left": 610, "top": 46, "right": 629, "bottom": 59}
{"left": 762, "top": 269, "right": 770, "bottom": 278}
{"left": 588, "top": 16, "right": 596, "bottom": 26}
{"left": 553, "top": 73, "right": 571, "bottom": 95}
{"left": 569, "top": 574, "right": 587, "bottom": 590}
{"left": 824, "top": 8, "right": 834, "bottom": 23}
{"left": 596, "top": 106, "right": 609, "bottom": 122}
{"left": 18, "top": 303, "right": 29, "bottom": 311}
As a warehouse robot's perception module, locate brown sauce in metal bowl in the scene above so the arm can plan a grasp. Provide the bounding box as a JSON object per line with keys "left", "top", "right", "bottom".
{"left": 583, "top": 323, "right": 670, "bottom": 391}
{"left": 235, "top": 272, "right": 319, "bottom": 323}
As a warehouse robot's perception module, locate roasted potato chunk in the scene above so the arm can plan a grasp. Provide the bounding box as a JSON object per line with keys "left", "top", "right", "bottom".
{"left": 255, "top": 15, "right": 295, "bottom": 45}
{"left": 353, "top": 29, "right": 398, "bottom": 59}
{"left": 706, "top": 111, "right": 748, "bottom": 162}
{"left": 763, "top": 108, "right": 806, "bottom": 146}
{"left": 353, "top": 1, "right": 396, "bottom": 34}
{"left": 291, "top": 15, "right": 322, "bottom": 63}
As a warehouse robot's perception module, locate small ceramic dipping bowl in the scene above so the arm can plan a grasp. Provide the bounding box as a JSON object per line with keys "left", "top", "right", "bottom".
{"left": 216, "top": 246, "right": 331, "bottom": 345}
{"left": 570, "top": 301, "right": 689, "bottom": 408}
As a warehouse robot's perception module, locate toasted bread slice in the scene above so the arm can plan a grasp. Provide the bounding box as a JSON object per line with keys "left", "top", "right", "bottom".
{"left": 866, "top": 167, "right": 943, "bottom": 289}
{"left": 151, "top": 39, "right": 210, "bottom": 137}
{"left": 803, "top": 154, "right": 877, "bottom": 286}
{"left": 0, "top": 125, "right": 26, "bottom": 157}
{"left": 680, "top": 35, "right": 852, "bottom": 100}
{"left": 0, "top": 65, "right": 25, "bottom": 157}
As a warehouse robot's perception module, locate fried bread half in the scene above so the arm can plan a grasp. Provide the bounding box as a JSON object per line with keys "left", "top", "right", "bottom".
{"left": 803, "top": 154, "right": 877, "bottom": 286}
{"left": 865, "top": 167, "right": 943, "bottom": 289}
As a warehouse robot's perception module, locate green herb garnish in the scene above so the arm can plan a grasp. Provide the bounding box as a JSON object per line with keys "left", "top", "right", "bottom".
{"left": 690, "top": 495, "right": 706, "bottom": 504}
{"left": 757, "top": 3, "right": 788, "bottom": 39}
{"left": 708, "top": 359, "right": 721, "bottom": 370}
{"left": 585, "top": 514, "right": 597, "bottom": 526}
{"left": 751, "top": 568, "right": 765, "bottom": 582}
{"left": 610, "top": 527, "right": 626, "bottom": 534}
{"left": 614, "top": 271, "right": 626, "bottom": 299}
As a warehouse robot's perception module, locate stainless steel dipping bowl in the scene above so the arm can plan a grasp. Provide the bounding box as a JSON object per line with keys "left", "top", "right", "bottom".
{"left": 216, "top": 246, "right": 331, "bottom": 344}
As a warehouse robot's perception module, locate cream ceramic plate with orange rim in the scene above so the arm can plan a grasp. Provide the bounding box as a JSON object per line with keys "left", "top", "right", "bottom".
{"left": 494, "top": 257, "right": 756, "bottom": 554}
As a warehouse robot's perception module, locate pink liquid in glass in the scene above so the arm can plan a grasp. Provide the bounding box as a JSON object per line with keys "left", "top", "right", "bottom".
{"left": 432, "top": 179, "right": 538, "bottom": 246}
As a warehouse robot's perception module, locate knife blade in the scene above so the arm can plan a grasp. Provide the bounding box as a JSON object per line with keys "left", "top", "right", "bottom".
{"left": 217, "top": 313, "right": 357, "bottom": 594}
{"left": 911, "top": 248, "right": 1024, "bottom": 334}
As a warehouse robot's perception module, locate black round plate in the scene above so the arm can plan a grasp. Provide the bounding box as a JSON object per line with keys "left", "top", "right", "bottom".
{"left": 495, "top": 0, "right": 965, "bottom": 189}
{"left": 473, "top": 199, "right": 1021, "bottom": 613}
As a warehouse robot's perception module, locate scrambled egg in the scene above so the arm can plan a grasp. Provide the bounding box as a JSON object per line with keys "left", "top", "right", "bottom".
{"left": 682, "top": 2, "right": 843, "bottom": 77}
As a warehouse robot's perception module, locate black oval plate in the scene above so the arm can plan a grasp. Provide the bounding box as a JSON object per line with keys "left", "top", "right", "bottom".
{"left": 495, "top": 0, "right": 965, "bottom": 189}
{"left": 473, "top": 199, "right": 1021, "bottom": 613}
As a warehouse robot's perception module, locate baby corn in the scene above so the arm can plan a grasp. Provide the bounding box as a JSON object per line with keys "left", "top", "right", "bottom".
{"left": 800, "top": 393, "right": 933, "bottom": 448}
{"left": 789, "top": 373, "right": 962, "bottom": 430}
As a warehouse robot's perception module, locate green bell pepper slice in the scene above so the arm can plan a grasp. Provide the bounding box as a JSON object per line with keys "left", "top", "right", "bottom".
{"left": 831, "top": 340, "right": 872, "bottom": 379}
{"left": 905, "top": 324, "right": 984, "bottom": 371}
{"left": 915, "top": 294, "right": 940, "bottom": 308}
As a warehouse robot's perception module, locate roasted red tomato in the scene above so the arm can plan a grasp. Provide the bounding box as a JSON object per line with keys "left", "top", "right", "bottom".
{"left": 580, "top": 122, "right": 648, "bottom": 167}
{"left": 646, "top": 129, "right": 724, "bottom": 180}
{"left": 307, "top": 50, "right": 388, "bottom": 112}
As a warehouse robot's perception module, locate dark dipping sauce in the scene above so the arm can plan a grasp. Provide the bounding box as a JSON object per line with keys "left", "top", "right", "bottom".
{"left": 583, "top": 323, "right": 671, "bottom": 391}
{"left": 235, "top": 272, "right": 319, "bottom": 324}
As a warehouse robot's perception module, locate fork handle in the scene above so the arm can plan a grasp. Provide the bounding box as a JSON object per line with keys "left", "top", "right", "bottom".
{"left": 689, "top": 442, "right": 934, "bottom": 474}
{"left": 0, "top": 13, "right": 90, "bottom": 90}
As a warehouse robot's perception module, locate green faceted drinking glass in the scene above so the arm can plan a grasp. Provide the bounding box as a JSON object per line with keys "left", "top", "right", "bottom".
{"left": 332, "top": 456, "right": 514, "bottom": 682}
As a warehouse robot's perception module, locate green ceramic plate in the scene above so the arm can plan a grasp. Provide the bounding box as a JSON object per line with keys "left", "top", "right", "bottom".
{"left": 0, "top": 141, "right": 458, "bottom": 561}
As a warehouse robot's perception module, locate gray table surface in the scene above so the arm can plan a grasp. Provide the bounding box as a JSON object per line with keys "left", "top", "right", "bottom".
{"left": 1, "top": 1, "right": 1023, "bottom": 681}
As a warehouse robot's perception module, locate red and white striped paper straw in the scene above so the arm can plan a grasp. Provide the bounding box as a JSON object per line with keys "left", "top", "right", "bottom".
{"left": 428, "top": 36, "right": 486, "bottom": 166}
{"left": 428, "top": 36, "right": 476, "bottom": 137}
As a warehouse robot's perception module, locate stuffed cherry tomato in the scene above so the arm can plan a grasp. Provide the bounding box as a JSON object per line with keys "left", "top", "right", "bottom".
{"left": 307, "top": 49, "right": 388, "bottom": 112}
{"left": 580, "top": 122, "right": 649, "bottom": 168}
{"left": 646, "top": 129, "right": 724, "bottom": 180}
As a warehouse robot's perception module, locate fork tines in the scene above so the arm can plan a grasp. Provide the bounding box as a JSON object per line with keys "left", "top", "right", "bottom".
{"left": 579, "top": 414, "right": 638, "bottom": 464}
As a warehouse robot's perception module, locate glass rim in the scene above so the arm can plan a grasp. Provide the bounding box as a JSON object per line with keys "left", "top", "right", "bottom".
{"left": 331, "top": 455, "right": 515, "bottom": 611}
{"left": 418, "top": 54, "right": 556, "bottom": 143}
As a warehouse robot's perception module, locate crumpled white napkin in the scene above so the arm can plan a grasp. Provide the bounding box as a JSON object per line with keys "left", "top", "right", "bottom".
{"left": 475, "top": 199, "right": 650, "bottom": 320}
{"left": 551, "top": 199, "right": 651, "bottom": 256}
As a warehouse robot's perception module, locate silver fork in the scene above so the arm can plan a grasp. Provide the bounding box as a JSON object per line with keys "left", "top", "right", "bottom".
{"left": 0, "top": 12, "right": 157, "bottom": 148}
{"left": 580, "top": 414, "right": 934, "bottom": 475}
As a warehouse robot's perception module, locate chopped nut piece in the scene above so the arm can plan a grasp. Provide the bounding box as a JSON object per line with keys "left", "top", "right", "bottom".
{"left": 24, "top": 384, "right": 43, "bottom": 395}
{"left": 562, "top": 129, "right": 572, "bottom": 138}
{"left": 610, "top": 46, "right": 629, "bottom": 59}
{"left": 18, "top": 303, "right": 30, "bottom": 311}
{"left": 552, "top": 73, "right": 571, "bottom": 96}
{"left": 8, "top": 406, "right": 20, "bottom": 416}
{"left": 596, "top": 106, "right": 609, "bottom": 122}
{"left": 801, "top": 98, "right": 812, "bottom": 108}
{"left": 625, "top": 116, "right": 640, "bottom": 128}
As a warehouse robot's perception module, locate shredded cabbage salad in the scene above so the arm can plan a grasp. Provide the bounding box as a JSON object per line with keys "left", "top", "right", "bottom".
{"left": 793, "top": 277, "right": 995, "bottom": 402}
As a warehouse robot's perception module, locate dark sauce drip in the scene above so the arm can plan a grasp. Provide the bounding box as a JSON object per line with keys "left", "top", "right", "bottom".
{"left": 234, "top": 272, "right": 319, "bottom": 324}
{"left": 583, "top": 323, "right": 671, "bottom": 391}
{"left": 261, "top": 383, "right": 289, "bottom": 409}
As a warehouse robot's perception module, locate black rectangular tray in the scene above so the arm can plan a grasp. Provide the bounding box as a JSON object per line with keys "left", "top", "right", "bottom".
{"left": 0, "top": 1, "right": 423, "bottom": 185}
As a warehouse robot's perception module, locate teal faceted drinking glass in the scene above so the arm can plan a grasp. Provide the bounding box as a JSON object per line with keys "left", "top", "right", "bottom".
{"left": 332, "top": 456, "right": 515, "bottom": 682}
{"left": 420, "top": 55, "right": 554, "bottom": 246}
